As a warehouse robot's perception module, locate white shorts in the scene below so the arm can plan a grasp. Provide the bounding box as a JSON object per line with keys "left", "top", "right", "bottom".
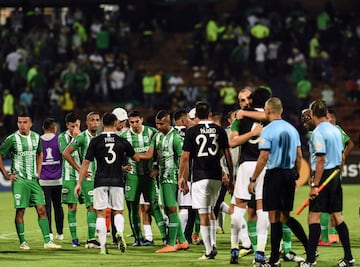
{"left": 192, "top": 179, "right": 221, "bottom": 210}
{"left": 139, "top": 193, "right": 149, "bottom": 205}
{"left": 233, "top": 161, "right": 266, "bottom": 201}
{"left": 93, "top": 186, "right": 124, "bottom": 211}
{"left": 178, "top": 181, "right": 192, "bottom": 207}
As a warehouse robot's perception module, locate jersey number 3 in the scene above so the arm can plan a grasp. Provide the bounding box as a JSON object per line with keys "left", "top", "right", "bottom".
{"left": 105, "top": 143, "right": 116, "bottom": 164}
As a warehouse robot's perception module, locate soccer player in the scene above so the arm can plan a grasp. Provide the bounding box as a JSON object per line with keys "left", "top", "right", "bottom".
{"left": 139, "top": 110, "right": 189, "bottom": 253}
{"left": 75, "top": 112, "right": 138, "bottom": 254}
{"left": 112, "top": 107, "right": 129, "bottom": 134}
{"left": 248, "top": 97, "right": 308, "bottom": 267}
{"left": 179, "top": 101, "right": 234, "bottom": 260}
{"left": 120, "top": 110, "right": 167, "bottom": 246}
{"left": 58, "top": 112, "right": 82, "bottom": 247}
{"left": 300, "top": 100, "right": 355, "bottom": 267}
{"left": 0, "top": 113, "right": 61, "bottom": 250}
{"left": 62, "top": 111, "right": 101, "bottom": 248}
{"left": 212, "top": 112, "right": 231, "bottom": 235}
{"left": 109, "top": 107, "right": 129, "bottom": 243}
{"left": 39, "top": 118, "right": 64, "bottom": 242}
{"left": 229, "top": 87, "right": 270, "bottom": 265}
{"left": 174, "top": 109, "right": 192, "bottom": 235}
{"left": 233, "top": 88, "right": 259, "bottom": 252}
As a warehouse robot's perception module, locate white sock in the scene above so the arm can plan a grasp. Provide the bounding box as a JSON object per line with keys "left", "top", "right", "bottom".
{"left": 210, "top": 219, "right": 217, "bottom": 247}
{"left": 200, "top": 225, "right": 212, "bottom": 255}
{"left": 256, "top": 209, "right": 269, "bottom": 252}
{"left": 96, "top": 217, "right": 107, "bottom": 249}
{"left": 114, "top": 213, "right": 125, "bottom": 234}
{"left": 234, "top": 206, "right": 251, "bottom": 248}
{"left": 230, "top": 211, "right": 240, "bottom": 248}
{"left": 220, "top": 201, "right": 230, "bottom": 214}
{"left": 143, "top": 224, "right": 153, "bottom": 241}
{"left": 179, "top": 209, "right": 188, "bottom": 232}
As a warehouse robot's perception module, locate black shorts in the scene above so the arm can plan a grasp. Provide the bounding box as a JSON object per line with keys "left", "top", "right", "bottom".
{"left": 309, "top": 168, "right": 342, "bottom": 213}
{"left": 263, "top": 168, "right": 296, "bottom": 212}
{"left": 248, "top": 194, "right": 256, "bottom": 210}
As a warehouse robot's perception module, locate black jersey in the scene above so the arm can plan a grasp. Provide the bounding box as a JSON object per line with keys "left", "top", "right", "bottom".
{"left": 85, "top": 132, "right": 135, "bottom": 188}
{"left": 182, "top": 121, "right": 229, "bottom": 182}
{"left": 174, "top": 126, "right": 186, "bottom": 138}
{"left": 238, "top": 116, "right": 262, "bottom": 163}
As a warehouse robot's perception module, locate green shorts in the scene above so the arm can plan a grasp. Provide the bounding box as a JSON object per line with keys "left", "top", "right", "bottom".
{"left": 12, "top": 178, "right": 45, "bottom": 208}
{"left": 125, "top": 174, "right": 159, "bottom": 202}
{"left": 160, "top": 183, "right": 178, "bottom": 208}
{"left": 81, "top": 179, "right": 94, "bottom": 208}
{"left": 62, "top": 180, "right": 84, "bottom": 204}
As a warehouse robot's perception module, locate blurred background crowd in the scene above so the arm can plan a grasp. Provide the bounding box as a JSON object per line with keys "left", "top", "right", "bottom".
{"left": 0, "top": 0, "right": 359, "bottom": 150}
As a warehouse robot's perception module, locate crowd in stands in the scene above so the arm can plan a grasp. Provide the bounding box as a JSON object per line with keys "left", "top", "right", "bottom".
{"left": 1, "top": 2, "right": 360, "bottom": 139}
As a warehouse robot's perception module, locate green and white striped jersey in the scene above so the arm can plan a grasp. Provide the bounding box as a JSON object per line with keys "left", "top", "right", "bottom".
{"left": 70, "top": 130, "right": 97, "bottom": 181}
{"left": 150, "top": 128, "right": 183, "bottom": 184}
{"left": 58, "top": 130, "right": 80, "bottom": 181}
{"left": 0, "top": 130, "right": 42, "bottom": 180}
{"left": 120, "top": 125, "right": 157, "bottom": 176}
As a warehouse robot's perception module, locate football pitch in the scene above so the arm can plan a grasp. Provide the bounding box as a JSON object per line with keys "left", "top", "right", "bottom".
{"left": 0, "top": 185, "right": 359, "bottom": 267}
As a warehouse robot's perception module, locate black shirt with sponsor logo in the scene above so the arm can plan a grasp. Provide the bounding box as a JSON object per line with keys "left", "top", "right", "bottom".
{"left": 85, "top": 132, "right": 135, "bottom": 188}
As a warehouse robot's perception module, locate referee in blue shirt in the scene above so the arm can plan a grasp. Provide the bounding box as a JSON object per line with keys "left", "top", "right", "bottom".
{"left": 248, "top": 97, "right": 308, "bottom": 267}
{"left": 303, "top": 99, "right": 355, "bottom": 267}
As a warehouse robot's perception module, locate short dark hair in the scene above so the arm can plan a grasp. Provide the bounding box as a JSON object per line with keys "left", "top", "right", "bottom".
{"left": 86, "top": 111, "right": 100, "bottom": 120}
{"left": 327, "top": 107, "right": 336, "bottom": 116}
{"left": 102, "top": 112, "right": 117, "bottom": 127}
{"left": 310, "top": 99, "right": 327, "bottom": 118}
{"left": 195, "top": 101, "right": 210, "bottom": 119}
{"left": 212, "top": 112, "right": 222, "bottom": 121}
{"left": 42, "top": 118, "right": 56, "bottom": 130}
{"left": 65, "top": 112, "right": 80, "bottom": 123}
{"left": 128, "top": 110, "right": 143, "bottom": 118}
{"left": 156, "top": 110, "right": 171, "bottom": 121}
{"left": 18, "top": 112, "right": 32, "bottom": 119}
{"left": 174, "top": 109, "right": 188, "bottom": 121}
{"left": 252, "top": 87, "right": 271, "bottom": 108}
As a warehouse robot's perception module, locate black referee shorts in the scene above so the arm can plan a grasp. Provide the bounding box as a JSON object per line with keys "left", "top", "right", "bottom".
{"left": 309, "top": 168, "right": 342, "bottom": 213}
{"left": 263, "top": 168, "right": 297, "bottom": 212}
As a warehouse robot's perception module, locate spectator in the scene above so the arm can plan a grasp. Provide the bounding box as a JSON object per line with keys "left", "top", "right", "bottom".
{"left": 287, "top": 48, "right": 307, "bottom": 84}
{"left": 73, "top": 66, "right": 90, "bottom": 108}
{"left": 109, "top": 65, "right": 126, "bottom": 103}
{"left": 142, "top": 69, "right": 156, "bottom": 109}
{"left": 296, "top": 77, "right": 312, "bottom": 111}
{"left": 2, "top": 89, "right": 15, "bottom": 134}
{"left": 19, "top": 86, "right": 34, "bottom": 115}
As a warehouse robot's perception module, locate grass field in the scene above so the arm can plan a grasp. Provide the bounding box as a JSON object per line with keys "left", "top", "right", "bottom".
{"left": 0, "top": 185, "right": 359, "bottom": 267}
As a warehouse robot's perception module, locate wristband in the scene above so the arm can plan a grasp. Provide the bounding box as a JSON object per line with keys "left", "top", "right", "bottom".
{"left": 249, "top": 177, "right": 256, "bottom": 183}
{"left": 310, "top": 182, "right": 319, "bottom": 188}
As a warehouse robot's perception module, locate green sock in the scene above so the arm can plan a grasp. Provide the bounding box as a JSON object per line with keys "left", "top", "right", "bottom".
{"left": 129, "top": 202, "right": 142, "bottom": 240}
{"left": 68, "top": 210, "right": 78, "bottom": 240}
{"left": 168, "top": 213, "right": 179, "bottom": 246}
{"left": 329, "top": 227, "right": 338, "bottom": 235}
{"left": 87, "top": 210, "right": 97, "bottom": 240}
{"left": 176, "top": 215, "right": 186, "bottom": 243}
{"left": 38, "top": 217, "right": 51, "bottom": 243}
{"left": 194, "top": 212, "right": 200, "bottom": 234}
{"left": 16, "top": 223, "right": 26, "bottom": 244}
{"left": 151, "top": 203, "right": 167, "bottom": 239}
{"left": 247, "top": 220, "right": 257, "bottom": 251}
{"left": 282, "top": 224, "right": 292, "bottom": 254}
{"left": 320, "top": 213, "right": 329, "bottom": 242}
